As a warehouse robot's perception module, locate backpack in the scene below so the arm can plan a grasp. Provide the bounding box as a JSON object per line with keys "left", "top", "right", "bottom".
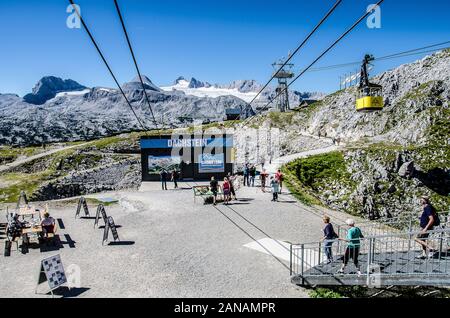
{"left": 431, "top": 205, "right": 441, "bottom": 227}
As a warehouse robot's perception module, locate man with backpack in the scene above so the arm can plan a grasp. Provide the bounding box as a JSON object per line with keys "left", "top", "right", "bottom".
{"left": 416, "top": 196, "right": 441, "bottom": 259}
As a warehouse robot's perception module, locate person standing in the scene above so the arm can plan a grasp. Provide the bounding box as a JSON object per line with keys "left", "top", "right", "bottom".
{"left": 338, "top": 219, "right": 364, "bottom": 275}
{"left": 275, "top": 169, "right": 284, "bottom": 194}
{"left": 260, "top": 169, "right": 268, "bottom": 193}
{"left": 171, "top": 169, "right": 179, "bottom": 189}
{"left": 270, "top": 177, "right": 280, "bottom": 202}
{"left": 222, "top": 178, "right": 231, "bottom": 205}
{"left": 228, "top": 173, "right": 237, "bottom": 201}
{"left": 250, "top": 165, "right": 256, "bottom": 187}
{"left": 210, "top": 177, "right": 219, "bottom": 206}
{"left": 243, "top": 164, "right": 250, "bottom": 187}
{"left": 416, "top": 196, "right": 440, "bottom": 259}
{"left": 160, "top": 169, "right": 168, "bottom": 191}
{"left": 321, "top": 216, "right": 338, "bottom": 264}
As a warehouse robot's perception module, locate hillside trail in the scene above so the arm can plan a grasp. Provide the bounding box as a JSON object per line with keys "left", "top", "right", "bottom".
{"left": 262, "top": 138, "right": 346, "bottom": 174}
{"left": 0, "top": 142, "right": 90, "bottom": 174}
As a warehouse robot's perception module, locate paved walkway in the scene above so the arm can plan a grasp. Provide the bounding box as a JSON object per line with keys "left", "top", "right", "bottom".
{"left": 0, "top": 182, "right": 356, "bottom": 298}
{"left": 263, "top": 145, "right": 343, "bottom": 174}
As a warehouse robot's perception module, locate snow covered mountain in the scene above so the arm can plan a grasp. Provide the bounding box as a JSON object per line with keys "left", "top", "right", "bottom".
{"left": 161, "top": 77, "right": 326, "bottom": 105}
{"left": 0, "top": 75, "right": 254, "bottom": 146}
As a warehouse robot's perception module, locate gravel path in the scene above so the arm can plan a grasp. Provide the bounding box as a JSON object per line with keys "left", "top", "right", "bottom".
{"left": 0, "top": 143, "right": 89, "bottom": 173}
{"left": 0, "top": 182, "right": 356, "bottom": 298}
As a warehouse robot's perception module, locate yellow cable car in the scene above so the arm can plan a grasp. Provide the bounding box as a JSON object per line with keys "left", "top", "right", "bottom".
{"left": 356, "top": 54, "right": 384, "bottom": 112}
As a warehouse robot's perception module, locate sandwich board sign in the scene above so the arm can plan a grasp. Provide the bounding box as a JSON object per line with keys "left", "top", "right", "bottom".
{"left": 94, "top": 204, "right": 108, "bottom": 228}
{"left": 102, "top": 216, "right": 120, "bottom": 245}
{"left": 75, "top": 197, "right": 90, "bottom": 219}
{"left": 36, "top": 254, "right": 67, "bottom": 297}
{"left": 16, "top": 191, "right": 29, "bottom": 209}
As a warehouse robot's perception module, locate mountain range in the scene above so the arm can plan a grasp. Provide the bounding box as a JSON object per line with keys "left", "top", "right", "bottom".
{"left": 0, "top": 75, "right": 324, "bottom": 146}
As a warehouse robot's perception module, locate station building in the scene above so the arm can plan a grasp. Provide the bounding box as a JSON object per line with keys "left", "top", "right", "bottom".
{"left": 140, "top": 134, "right": 234, "bottom": 181}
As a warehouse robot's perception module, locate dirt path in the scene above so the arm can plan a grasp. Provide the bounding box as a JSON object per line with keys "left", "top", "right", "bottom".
{"left": 0, "top": 142, "right": 90, "bottom": 174}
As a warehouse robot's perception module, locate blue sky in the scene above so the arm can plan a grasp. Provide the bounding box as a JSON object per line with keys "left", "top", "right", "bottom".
{"left": 0, "top": 0, "right": 449, "bottom": 96}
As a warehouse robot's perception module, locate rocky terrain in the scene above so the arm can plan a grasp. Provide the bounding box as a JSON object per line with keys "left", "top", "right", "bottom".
{"left": 264, "top": 49, "right": 450, "bottom": 221}
{"left": 1, "top": 50, "right": 448, "bottom": 219}
{"left": 0, "top": 74, "right": 324, "bottom": 147}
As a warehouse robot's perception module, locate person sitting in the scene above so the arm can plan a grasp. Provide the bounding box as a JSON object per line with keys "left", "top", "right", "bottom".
{"left": 7, "top": 214, "right": 24, "bottom": 242}
{"left": 40, "top": 213, "right": 56, "bottom": 238}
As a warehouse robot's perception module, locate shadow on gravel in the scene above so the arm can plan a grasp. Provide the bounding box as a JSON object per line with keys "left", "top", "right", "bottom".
{"left": 108, "top": 241, "right": 135, "bottom": 246}
{"left": 50, "top": 287, "right": 90, "bottom": 298}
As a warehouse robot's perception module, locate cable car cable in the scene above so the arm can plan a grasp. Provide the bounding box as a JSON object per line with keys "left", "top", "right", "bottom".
{"left": 67, "top": 0, "right": 148, "bottom": 131}
{"left": 242, "top": 0, "right": 385, "bottom": 125}
{"left": 244, "top": 0, "right": 343, "bottom": 110}
{"left": 113, "top": 0, "right": 160, "bottom": 131}
{"left": 306, "top": 41, "right": 450, "bottom": 72}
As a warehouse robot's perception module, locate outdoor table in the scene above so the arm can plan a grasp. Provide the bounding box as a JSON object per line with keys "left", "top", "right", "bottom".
{"left": 20, "top": 225, "right": 43, "bottom": 252}
{"left": 17, "top": 206, "right": 42, "bottom": 220}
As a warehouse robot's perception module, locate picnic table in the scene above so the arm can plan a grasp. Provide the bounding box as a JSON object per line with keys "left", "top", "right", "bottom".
{"left": 17, "top": 206, "right": 43, "bottom": 220}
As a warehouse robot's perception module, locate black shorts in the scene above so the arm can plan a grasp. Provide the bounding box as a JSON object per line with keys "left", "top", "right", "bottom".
{"left": 417, "top": 232, "right": 431, "bottom": 240}
{"left": 211, "top": 189, "right": 218, "bottom": 196}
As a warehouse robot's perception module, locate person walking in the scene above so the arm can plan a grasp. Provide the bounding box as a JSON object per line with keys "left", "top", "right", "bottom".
{"left": 160, "top": 169, "right": 168, "bottom": 190}
{"left": 321, "top": 216, "right": 338, "bottom": 264}
{"left": 338, "top": 219, "right": 364, "bottom": 275}
{"left": 222, "top": 177, "right": 231, "bottom": 205}
{"left": 416, "top": 196, "right": 440, "bottom": 259}
{"left": 270, "top": 177, "right": 280, "bottom": 202}
{"left": 275, "top": 169, "right": 284, "bottom": 194}
{"left": 210, "top": 177, "right": 219, "bottom": 206}
{"left": 171, "top": 169, "right": 179, "bottom": 189}
{"left": 260, "top": 169, "right": 268, "bottom": 193}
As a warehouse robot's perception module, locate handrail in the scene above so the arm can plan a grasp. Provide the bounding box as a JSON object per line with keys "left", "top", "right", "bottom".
{"left": 291, "top": 227, "right": 450, "bottom": 248}
{"left": 290, "top": 227, "right": 450, "bottom": 285}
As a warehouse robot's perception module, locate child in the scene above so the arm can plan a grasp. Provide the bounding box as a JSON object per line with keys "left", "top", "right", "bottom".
{"left": 270, "top": 177, "right": 280, "bottom": 202}
{"left": 222, "top": 178, "right": 231, "bottom": 205}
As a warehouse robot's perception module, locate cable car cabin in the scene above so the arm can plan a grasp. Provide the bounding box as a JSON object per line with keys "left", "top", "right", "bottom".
{"left": 356, "top": 84, "right": 383, "bottom": 112}
{"left": 355, "top": 54, "right": 384, "bottom": 112}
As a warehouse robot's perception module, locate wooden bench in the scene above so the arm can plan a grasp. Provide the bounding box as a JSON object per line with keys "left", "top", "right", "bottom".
{"left": 193, "top": 186, "right": 224, "bottom": 204}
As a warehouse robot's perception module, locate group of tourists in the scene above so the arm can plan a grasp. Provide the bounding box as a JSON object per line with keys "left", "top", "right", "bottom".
{"left": 210, "top": 173, "right": 237, "bottom": 206}
{"left": 243, "top": 164, "right": 257, "bottom": 187}
{"left": 320, "top": 216, "right": 364, "bottom": 275}
{"left": 320, "top": 195, "right": 442, "bottom": 275}
{"left": 159, "top": 169, "right": 180, "bottom": 190}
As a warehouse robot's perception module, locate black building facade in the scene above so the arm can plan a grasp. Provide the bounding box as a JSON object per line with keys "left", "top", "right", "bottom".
{"left": 140, "top": 134, "right": 234, "bottom": 181}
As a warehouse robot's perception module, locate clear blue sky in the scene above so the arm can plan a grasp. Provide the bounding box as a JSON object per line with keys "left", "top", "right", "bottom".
{"left": 0, "top": 0, "right": 449, "bottom": 96}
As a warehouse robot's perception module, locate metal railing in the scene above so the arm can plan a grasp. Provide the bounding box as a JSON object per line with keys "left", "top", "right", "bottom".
{"left": 290, "top": 228, "right": 450, "bottom": 286}
{"left": 339, "top": 211, "right": 450, "bottom": 238}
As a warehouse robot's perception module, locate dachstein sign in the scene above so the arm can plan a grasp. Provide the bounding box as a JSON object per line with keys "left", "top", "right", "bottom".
{"left": 140, "top": 134, "right": 234, "bottom": 181}
{"left": 140, "top": 137, "right": 233, "bottom": 149}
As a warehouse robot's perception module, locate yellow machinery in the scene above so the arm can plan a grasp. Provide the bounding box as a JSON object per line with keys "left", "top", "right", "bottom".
{"left": 356, "top": 54, "right": 384, "bottom": 112}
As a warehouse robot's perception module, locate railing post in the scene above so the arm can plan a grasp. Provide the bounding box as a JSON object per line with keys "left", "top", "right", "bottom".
{"left": 318, "top": 242, "right": 322, "bottom": 265}
{"left": 301, "top": 244, "right": 305, "bottom": 286}
{"left": 408, "top": 213, "right": 414, "bottom": 253}
{"left": 290, "top": 244, "right": 293, "bottom": 276}
{"left": 367, "top": 238, "right": 373, "bottom": 284}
